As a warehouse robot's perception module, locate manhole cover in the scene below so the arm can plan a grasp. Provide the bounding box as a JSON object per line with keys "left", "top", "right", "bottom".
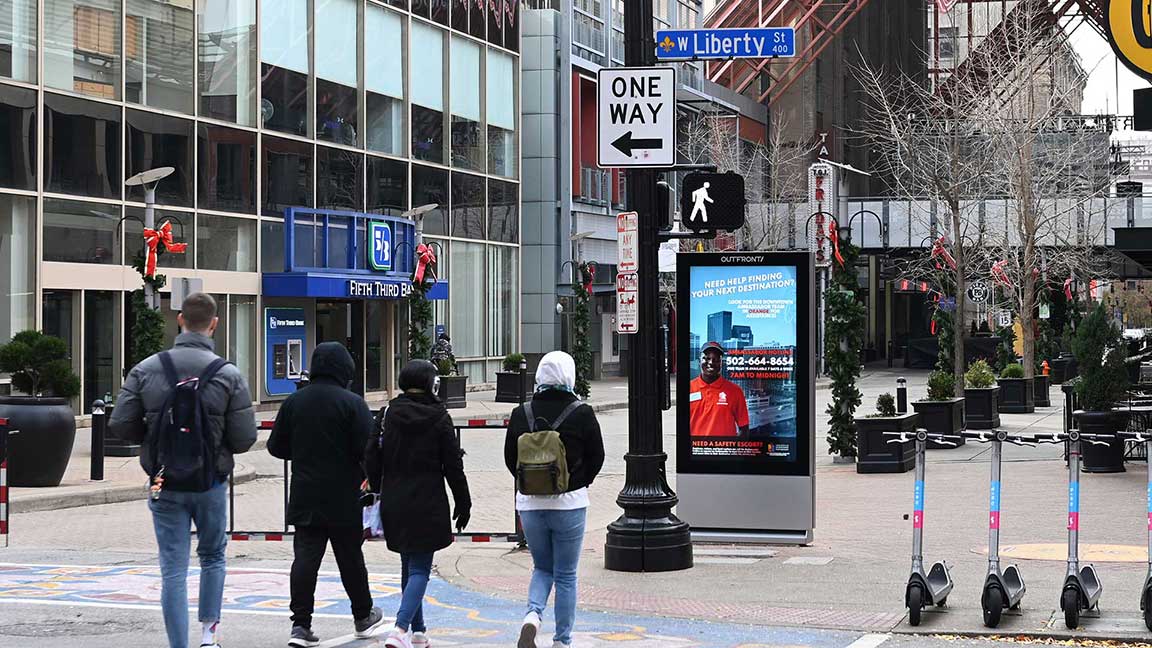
{"left": 972, "top": 543, "right": 1147, "bottom": 563}
{"left": 0, "top": 620, "right": 139, "bottom": 637}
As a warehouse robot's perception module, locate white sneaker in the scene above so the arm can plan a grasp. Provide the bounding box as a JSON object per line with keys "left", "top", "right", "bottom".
{"left": 384, "top": 626, "right": 414, "bottom": 648}
{"left": 552, "top": 643, "right": 571, "bottom": 648}
{"left": 411, "top": 631, "right": 431, "bottom": 648}
{"left": 517, "top": 612, "right": 541, "bottom": 648}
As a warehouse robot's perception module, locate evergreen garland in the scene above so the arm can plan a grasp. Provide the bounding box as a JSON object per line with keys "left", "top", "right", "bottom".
{"left": 571, "top": 262, "right": 594, "bottom": 400}
{"left": 129, "top": 251, "right": 168, "bottom": 367}
{"left": 825, "top": 243, "right": 867, "bottom": 459}
{"left": 408, "top": 284, "right": 433, "bottom": 360}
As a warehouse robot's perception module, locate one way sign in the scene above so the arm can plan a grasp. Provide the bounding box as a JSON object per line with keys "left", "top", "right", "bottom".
{"left": 597, "top": 67, "right": 676, "bottom": 168}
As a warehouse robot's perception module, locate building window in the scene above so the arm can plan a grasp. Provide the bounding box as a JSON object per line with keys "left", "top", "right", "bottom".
{"left": 84, "top": 290, "right": 117, "bottom": 413}
{"left": 450, "top": 37, "right": 484, "bottom": 171}
{"left": 1, "top": 0, "right": 37, "bottom": 83}
{"left": 0, "top": 85, "right": 36, "bottom": 191}
{"left": 367, "top": 156, "right": 408, "bottom": 215}
{"left": 261, "top": 0, "right": 309, "bottom": 136}
{"left": 260, "top": 219, "right": 285, "bottom": 272}
{"left": 126, "top": 0, "right": 195, "bottom": 113}
{"left": 366, "top": 5, "right": 405, "bottom": 156}
{"left": 124, "top": 208, "right": 193, "bottom": 268}
{"left": 42, "top": 198, "right": 120, "bottom": 264}
{"left": 199, "top": 124, "right": 256, "bottom": 214}
{"left": 469, "top": 0, "right": 486, "bottom": 39}
{"left": 486, "top": 50, "right": 516, "bottom": 177}
{"left": 317, "top": 146, "right": 365, "bottom": 211}
{"left": 197, "top": 213, "right": 256, "bottom": 271}
{"left": 487, "top": 244, "right": 517, "bottom": 356}
{"left": 263, "top": 135, "right": 313, "bottom": 217}
{"left": 451, "top": 172, "right": 484, "bottom": 239}
{"left": 449, "top": 240, "right": 485, "bottom": 358}
{"left": 44, "top": 0, "right": 122, "bottom": 98}
{"left": 412, "top": 164, "right": 448, "bottom": 235}
{"left": 229, "top": 295, "right": 257, "bottom": 389}
{"left": 126, "top": 110, "right": 194, "bottom": 207}
{"left": 488, "top": 179, "right": 518, "bottom": 243}
{"left": 413, "top": 0, "right": 447, "bottom": 25}
{"left": 316, "top": 0, "right": 359, "bottom": 145}
{"left": 0, "top": 194, "right": 36, "bottom": 343}
{"left": 486, "top": 0, "right": 502, "bottom": 48}
{"left": 44, "top": 94, "right": 121, "bottom": 200}
{"left": 411, "top": 23, "right": 445, "bottom": 163}
{"left": 198, "top": 0, "right": 257, "bottom": 126}
{"left": 451, "top": 0, "right": 468, "bottom": 33}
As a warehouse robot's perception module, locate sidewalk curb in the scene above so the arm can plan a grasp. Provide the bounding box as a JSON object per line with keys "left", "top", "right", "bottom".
{"left": 11, "top": 462, "right": 260, "bottom": 514}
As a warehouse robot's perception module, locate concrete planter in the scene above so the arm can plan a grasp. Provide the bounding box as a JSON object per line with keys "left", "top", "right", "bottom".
{"left": 1050, "top": 355, "right": 1077, "bottom": 384}
{"left": 912, "top": 398, "right": 966, "bottom": 448}
{"left": 964, "top": 387, "right": 1000, "bottom": 430}
{"left": 997, "top": 378, "right": 1035, "bottom": 414}
{"left": 437, "top": 375, "right": 468, "bottom": 409}
{"left": 0, "top": 396, "right": 77, "bottom": 487}
{"left": 494, "top": 371, "right": 529, "bottom": 403}
{"left": 1078, "top": 410, "right": 1129, "bottom": 474}
{"left": 854, "top": 412, "right": 919, "bottom": 474}
{"left": 1034, "top": 375, "right": 1051, "bottom": 408}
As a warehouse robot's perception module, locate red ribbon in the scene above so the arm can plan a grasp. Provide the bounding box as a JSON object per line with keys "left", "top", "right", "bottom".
{"left": 828, "top": 222, "right": 845, "bottom": 267}
{"left": 931, "top": 236, "right": 957, "bottom": 270}
{"left": 583, "top": 264, "right": 596, "bottom": 295}
{"left": 142, "top": 221, "right": 187, "bottom": 279}
{"left": 1064, "top": 275, "right": 1074, "bottom": 300}
{"left": 413, "top": 243, "right": 437, "bottom": 286}
{"left": 991, "top": 260, "right": 1012, "bottom": 288}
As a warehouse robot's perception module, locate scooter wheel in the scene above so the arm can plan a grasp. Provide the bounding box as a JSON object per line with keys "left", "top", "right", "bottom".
{"left": 1144, "top": 587, "right": 1152, "bottom": 632}
{"left": 982, "top": 587, "right": 1003, "bottom": 628}
{"left": 1063, "top": 589, "right": 1080, "bottom": 629}
{"left": 907, "top": 584, "right": 924, "bottom": 627}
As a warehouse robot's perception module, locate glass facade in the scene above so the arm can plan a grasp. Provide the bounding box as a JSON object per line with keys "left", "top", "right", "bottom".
{"left": 0, "top": 0, "right": 520, "bottom": 401}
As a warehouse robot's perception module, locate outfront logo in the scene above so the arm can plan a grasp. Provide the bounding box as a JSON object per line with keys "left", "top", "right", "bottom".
{"left": 1108, "top": 0, "right": 1152, "bottom": 81}
{"left": 369, "top": 221, "right": 392, "bottom": 271}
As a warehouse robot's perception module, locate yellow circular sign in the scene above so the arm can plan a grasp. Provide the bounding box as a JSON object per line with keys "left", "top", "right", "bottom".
{"left": 1108, "top": 0, "right": 1152, "bottom": 81}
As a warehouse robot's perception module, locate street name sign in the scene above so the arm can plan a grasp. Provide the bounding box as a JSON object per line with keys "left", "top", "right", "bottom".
{"left": 597, "top": 67, "right": 676, "bottom": 168}
{"left": 655, "top": 27, "right": 795, "bottom": 60}
{"left": 616, "top": 272, "right": 639, "bottom": 334}
{"left": 617, "top": 211, "right": 639, "bottom": 273}
{"left": 680, "top": 171, "right": 746, "bottom": 232}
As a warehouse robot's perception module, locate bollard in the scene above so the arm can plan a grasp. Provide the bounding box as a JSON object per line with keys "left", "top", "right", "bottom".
{"left": 897, "top": 377, "right": 908, "bottom": 414}
{"left": 91, "top": 400, "right": 106, "bottom": 481}
{"left": 887, "top": 340, "right": 894, "bottom": 368}
{"left": 0, "top": 417, "right": 8, "bottom": 543}
{"left": 518, "top": 357, "right": 528, "bottom": 405}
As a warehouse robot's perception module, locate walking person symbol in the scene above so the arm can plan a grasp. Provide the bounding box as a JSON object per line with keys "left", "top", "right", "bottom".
{"left": 690, "top": 182, "right": 713, "bottom": 222}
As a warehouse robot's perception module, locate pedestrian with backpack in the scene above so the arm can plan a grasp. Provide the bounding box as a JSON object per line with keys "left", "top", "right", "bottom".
{"left": 109, "top": 293, "right": 257, "bottom": 648}
{"left": 267, "top": 342, "right": 386, "bottom": 647}
{"left": 365, "top": 360, "right": 472, "bottom": 648}
{"left": 504, "top": 351, "right": 605, "bottom": 648}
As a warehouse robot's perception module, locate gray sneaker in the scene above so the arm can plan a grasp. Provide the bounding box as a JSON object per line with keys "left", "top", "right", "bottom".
{"left": 354, "top": 607, "right": 387, "bottom": 638}
{"left": 288, "top": 626, "right": 319, "bottom": 647}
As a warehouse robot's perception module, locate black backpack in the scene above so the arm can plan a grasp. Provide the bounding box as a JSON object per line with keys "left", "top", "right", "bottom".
{"left": 148, "top": 352, "right": 231, "bottom": 492}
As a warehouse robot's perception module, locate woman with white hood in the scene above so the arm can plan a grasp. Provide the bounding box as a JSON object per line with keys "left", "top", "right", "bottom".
{"left": 504, "top": 351, "right": 605, "bottom": 648}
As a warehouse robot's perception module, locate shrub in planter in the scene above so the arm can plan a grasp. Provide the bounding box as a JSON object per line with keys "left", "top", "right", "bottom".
{"left": 495, "top": 353, "right": 529, "bottom": 403}
{"left": 912, "top": 370, "right": 966, "bottom": 447}
{"left": 964, "top": 359, "right": 1000, "bottom": 430}
{"left": 1074, "top": 305, "right": 1131, "bottom": 473}
{"left": 0, "top": 330, "right": 82, "bottom": 487}
{"left": 855, "top": 393, "right": 918, "bottom": 474}
{"left": 435, "top": 358, "right": 468, "bottom": 409}
{"left": 997, "top": 363, "right": 1035, "bottom": 414}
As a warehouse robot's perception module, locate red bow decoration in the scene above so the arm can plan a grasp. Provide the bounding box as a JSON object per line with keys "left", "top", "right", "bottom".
{"left": 828, "top": 221, "right": 845, "bottom": 267}
{"left": 413, "top": 243, "right": 437, "bottom": 286}
{"left": 991, "top": 260, "right": 1012, "bottom": 288}
{"left": 142, "top": 221, "right": 187, "bottom": 279}
{"left": 1064, "top": 275, "right": 1074, "bottom": 300}
{"left": 931, "top": 236, "right": 957, "bottom": 270}
{"left": 583, "top": 264, "right": 596, "bottom": 295}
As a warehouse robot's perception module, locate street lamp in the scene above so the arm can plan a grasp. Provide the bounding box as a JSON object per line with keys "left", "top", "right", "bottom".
{"left": 125, "top": 166, "right": 174, "bottom": 309}
{"left": 402, "top": 203, "right": 439, "bottom": 246}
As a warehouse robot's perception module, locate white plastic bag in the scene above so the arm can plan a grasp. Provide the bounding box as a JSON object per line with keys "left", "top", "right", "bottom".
{"left": 362, "top": 496, "right": 383, "bottom": 540}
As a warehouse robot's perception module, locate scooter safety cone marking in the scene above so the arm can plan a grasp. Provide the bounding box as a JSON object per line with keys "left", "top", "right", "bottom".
{"left": 1068, "top": 482, "right": 1080, "bottom": 531}
{"left": 914, "top": 480, "right": 925, "bottom": 529}
{"left": 989, "top": 481, "right": 1001, "bottom": 530}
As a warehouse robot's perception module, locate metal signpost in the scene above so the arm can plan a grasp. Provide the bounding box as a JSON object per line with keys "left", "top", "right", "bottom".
{"left": 654, "top": 27, "right": 796, "bottom": 60}
{"left": 597, "top": 67, "right": 677, "bottom": 168}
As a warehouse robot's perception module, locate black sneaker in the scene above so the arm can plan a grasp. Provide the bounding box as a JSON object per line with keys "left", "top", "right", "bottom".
{"left": 354, "top": 607, "right": 386, "bottom": 638}
{"left": 288, "top": 626, "right": 320, "bottom": 647}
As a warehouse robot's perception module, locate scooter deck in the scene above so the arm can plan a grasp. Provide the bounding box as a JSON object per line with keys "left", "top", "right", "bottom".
{"left": 926, "top": 561, "right": 954, "bottom": 603}
{"left": 1000, "top": 565, "right": 1026, "bottom": 607}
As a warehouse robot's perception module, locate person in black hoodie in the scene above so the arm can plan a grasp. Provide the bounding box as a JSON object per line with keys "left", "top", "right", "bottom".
{"left": 268, "top": 342, "right": 385, "bottom": 647}
{"left": 504, "top": 351, "right": 605, "bottom": 648}
{"left": 366, "top": 360, "right": 471, "bottom": 648}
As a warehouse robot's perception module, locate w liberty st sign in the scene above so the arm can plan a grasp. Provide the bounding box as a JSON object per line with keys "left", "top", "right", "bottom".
{"left": 654, "top": 27, "right": 795, "bottom": 61}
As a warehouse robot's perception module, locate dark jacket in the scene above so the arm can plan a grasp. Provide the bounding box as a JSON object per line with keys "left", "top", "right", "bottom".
{"left": 268, "top": 342, "right": 373, "bottom": 528}
{"left": 504, "top": 390, "right": 605, "bottom": 492}
{"left": 110, "top": 332, "right": 257, "bottom": 480}
{"left": 366, "top": 391, "right": 471, "bottom": 554}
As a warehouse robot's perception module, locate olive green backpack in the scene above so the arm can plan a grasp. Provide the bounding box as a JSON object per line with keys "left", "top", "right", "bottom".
{"left": 516, "top": 401, "right": 582, "bottom": 495}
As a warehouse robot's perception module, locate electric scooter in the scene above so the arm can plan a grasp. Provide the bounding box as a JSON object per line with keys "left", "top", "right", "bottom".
{"left": 1117, "top": 427, "right": 1152, "bottom": 631}
{"left": 885, "top": 428, "right": 958, "bottom": 626}
{"left": 960, "top": 429, "right": 1033, "bottom": 627}
{"left": 1035, "top": 429, "right": 1114, "bottom": 629}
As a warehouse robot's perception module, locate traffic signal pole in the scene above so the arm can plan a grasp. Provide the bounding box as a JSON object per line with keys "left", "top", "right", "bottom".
{"left": 603, "top": 0, "right": 693, "bottom": 572}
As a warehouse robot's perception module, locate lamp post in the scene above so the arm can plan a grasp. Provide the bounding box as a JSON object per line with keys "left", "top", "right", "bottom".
{"left": 124, "top": 166, "right": 174, "bottom": 309}
{"left": 402, "top": 203, "right": 439, "bottom": 248}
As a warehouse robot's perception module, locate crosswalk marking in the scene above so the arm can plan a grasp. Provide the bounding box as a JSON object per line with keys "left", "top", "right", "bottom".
{"left": 846, "top": 634, "right": 889, "bottom": 648}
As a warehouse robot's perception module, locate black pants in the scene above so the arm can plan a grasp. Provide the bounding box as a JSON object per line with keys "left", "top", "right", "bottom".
{"left": 290, "top": 525, "right": 373, "bottom": 628}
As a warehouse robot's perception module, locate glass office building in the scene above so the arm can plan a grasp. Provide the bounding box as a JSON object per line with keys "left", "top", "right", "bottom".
{"left": 0, "top": 0, "right": 520, "bottom": 407}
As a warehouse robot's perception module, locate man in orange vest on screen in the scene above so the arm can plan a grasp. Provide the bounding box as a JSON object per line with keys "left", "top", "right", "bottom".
{"left": 689, "top": 342, "right": 750, "bottom": 437}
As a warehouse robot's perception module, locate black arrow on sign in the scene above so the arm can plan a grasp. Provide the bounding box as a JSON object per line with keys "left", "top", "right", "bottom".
{"left": 611, "top": 131, "right": 663, "bottom": 156}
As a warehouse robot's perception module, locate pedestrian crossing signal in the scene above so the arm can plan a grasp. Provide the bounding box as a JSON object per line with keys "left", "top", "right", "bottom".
{"left": 679, "top": 171, "right": 746, "bottom": 233}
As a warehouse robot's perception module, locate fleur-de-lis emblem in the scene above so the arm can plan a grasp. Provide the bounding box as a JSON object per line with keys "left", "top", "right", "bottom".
{"left": 659, "top": 36, "right": 675, "bottom": 52}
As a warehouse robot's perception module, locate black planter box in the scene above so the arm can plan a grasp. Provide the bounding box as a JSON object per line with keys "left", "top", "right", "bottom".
{"left": 1034, "top": 375, "right": 1051, "bottom": 408}
{"left": 1078, "top": 410, "right": 1130, "bottom": 473}
{"left": 437, "top": 375, "right": 468, "bottom": 409}
{"left": 1050, "top": 355, "right": 1079, "bottom": 384}
{"left": 0, "top": 396, "right": 77, "bottom": 487}
{"left": 912, "top": 398, "right": 966, "bottom": 448}
{"left": 964, "top": 387, "right": 1000, "bottom": 429}
{"left": 997, "top": 378, "right": 1035, "bottom": 413}
{"left": 854, "top": 412, "right": 919, "bottom": 473}
{"left": 494, "top": 371, "right": 529, "bottom": 403}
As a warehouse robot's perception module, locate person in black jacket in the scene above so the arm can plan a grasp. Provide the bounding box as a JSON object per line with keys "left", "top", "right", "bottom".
{"left": 268, "top": 342, "right": 385, "bottom": 647}
{"left": 366, "top": 360, "right": 471, "bottom": 648}
{"left": 504, "top": 351, "right": 605, "bottom": 648}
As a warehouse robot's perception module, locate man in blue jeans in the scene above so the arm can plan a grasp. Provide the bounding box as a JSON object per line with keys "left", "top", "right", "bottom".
{"left": 111, "top": 293, "right": 257, "bottom": 648}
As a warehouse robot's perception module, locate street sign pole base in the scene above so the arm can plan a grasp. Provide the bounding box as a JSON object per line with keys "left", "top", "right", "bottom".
{"left": 604, "top": 452, "right": 694, "bottom": 572}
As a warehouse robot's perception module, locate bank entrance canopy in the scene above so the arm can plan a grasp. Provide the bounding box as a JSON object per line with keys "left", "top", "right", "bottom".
{"left": 262, "top": 207, "right": 449, "bottom": 300}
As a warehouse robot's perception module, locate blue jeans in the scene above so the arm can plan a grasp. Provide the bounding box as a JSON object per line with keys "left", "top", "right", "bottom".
{"left": 519, "top": 508, "right": 587, "bottom": 645}
{"left": 148, "top": 482, "right": 228, "bottom": 648}
{"left": 396, "top": 552, "right": 434, "bottom": 632}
